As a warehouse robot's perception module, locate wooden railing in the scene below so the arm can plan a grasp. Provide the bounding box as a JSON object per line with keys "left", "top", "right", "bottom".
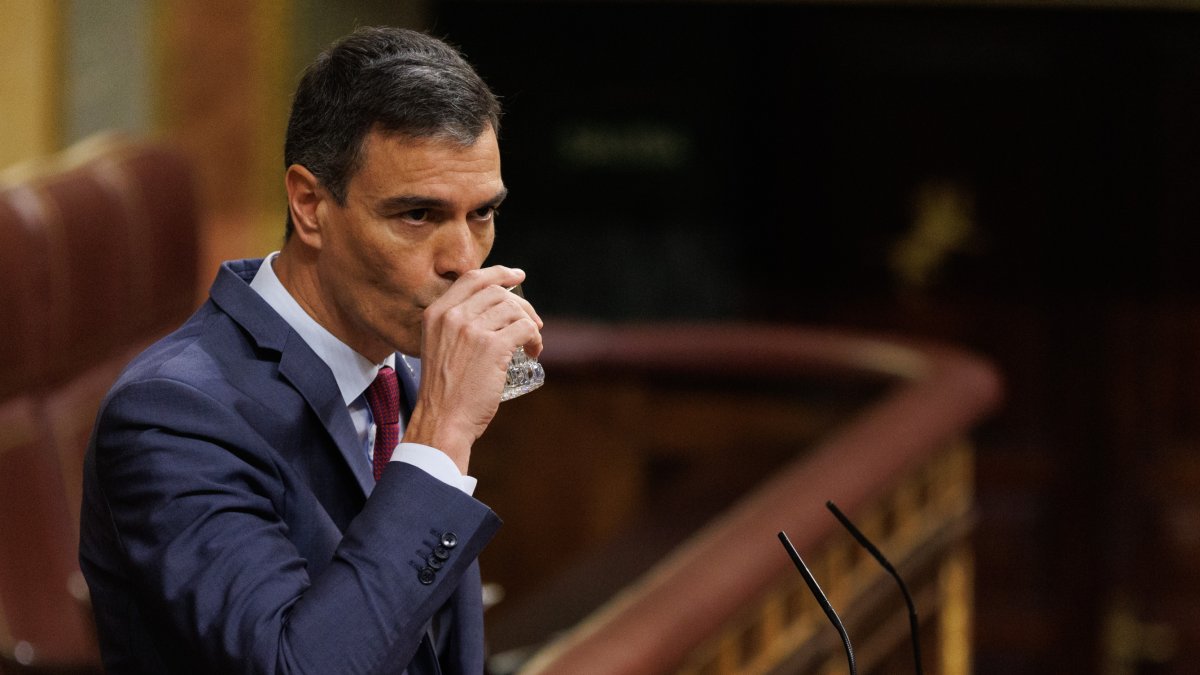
{"left": 475, "top": 322, "right": 1002, "bottom": 675}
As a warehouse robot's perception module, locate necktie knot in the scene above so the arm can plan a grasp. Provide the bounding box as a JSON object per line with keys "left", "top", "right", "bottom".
{"left": 365, "top": 366, "right": 400, "bottom": 425}
{"left": 365, "top": 365, "right": 401, "bottom": 481}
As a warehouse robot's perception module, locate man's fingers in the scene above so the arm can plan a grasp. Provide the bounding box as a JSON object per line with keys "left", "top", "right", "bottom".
{"left": 432, "top": 266, "right": 525, "bottom": 309}
{"left": 422, "top": 264, "right": 543, "bottom": 371}
{"left": 433, "top": 279, "right": 543, "bottom": 335}
{"left": 497, "top": 317, "right": 543, "bottom": 358}
{"left": 473, "top": 287, "right": 542, "bottom": 329}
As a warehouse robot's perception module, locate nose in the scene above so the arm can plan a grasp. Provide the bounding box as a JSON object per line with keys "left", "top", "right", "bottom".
{"left": 434, "top": 221, "right": 484, "bottom": 282}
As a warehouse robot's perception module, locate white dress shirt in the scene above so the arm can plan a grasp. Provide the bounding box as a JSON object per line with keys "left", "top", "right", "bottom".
{"left": 250, "top": 252, "right": 476, "bottom": 495}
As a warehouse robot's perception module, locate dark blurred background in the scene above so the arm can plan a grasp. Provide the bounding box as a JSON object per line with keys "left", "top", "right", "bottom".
{"left": 435, "top": 3, "right": 1200, "bottom": 672}
{"left": 6, "top": 1, "right": 1200, "bottom": 672}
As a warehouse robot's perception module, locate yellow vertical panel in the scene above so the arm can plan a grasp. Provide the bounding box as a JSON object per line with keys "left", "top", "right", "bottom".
{"left": 250, "top": 0, "right": 292, "bottom": 250}
{"left": 939, "top": 545, "right": 974, "bottom": 675}
{"left": 0, "top": 0, "right": 61, "bottom": 169}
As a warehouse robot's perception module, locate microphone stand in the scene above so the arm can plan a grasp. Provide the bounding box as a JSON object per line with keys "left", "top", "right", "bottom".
{"left": 778, "top": 531, "right": 857, "bottom": 675}
{"left": 826, "top": 501, "right": 923, "bottom": 675}
{"left": 778, "top": 500, "right": 925, "bottom": 675}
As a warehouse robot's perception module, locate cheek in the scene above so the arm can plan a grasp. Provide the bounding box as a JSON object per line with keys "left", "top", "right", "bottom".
{"left": 478, "top": 228, "right": 496, "bottom": 263}
{"left": 325, "top": 244, "right": 407, "bottom": 323}
{"left": 342, "top": 226, "right": 409, "bottom": 293}
{"left": 367, "top": 261, "right": 427, "bottom": 314}
{"left": 355, "top": 270, "right": 420, "bottom": 343}
{"left": 359, "top": 263, "right": 412, "bottom": 310}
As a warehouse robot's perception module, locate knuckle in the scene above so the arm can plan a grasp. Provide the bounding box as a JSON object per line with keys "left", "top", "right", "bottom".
{"left": 442, "top": 305, "right": 471, "bottom": 330}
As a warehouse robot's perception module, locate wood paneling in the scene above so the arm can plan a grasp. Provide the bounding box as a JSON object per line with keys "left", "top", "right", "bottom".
{"left": 472, "top": 322, "right": 1000, "bottom": 674}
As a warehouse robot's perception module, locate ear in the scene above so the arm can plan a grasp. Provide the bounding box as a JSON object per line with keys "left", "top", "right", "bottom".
{"left": 285, "top": 164, "right": 327, "bottom": 249}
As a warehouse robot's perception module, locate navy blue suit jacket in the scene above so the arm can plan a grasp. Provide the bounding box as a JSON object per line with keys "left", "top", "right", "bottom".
{"left": 79, "top": 258, "right": 502, "bottom": 674}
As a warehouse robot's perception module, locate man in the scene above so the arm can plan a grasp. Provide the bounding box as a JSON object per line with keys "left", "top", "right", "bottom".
{"left": 79, "top": 26, "right": 541, "bottom": 674}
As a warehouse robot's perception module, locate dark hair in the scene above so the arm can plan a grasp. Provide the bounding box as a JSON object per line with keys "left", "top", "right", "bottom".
{"left": 283, "top": 26, "right": 501, "bottom": 237}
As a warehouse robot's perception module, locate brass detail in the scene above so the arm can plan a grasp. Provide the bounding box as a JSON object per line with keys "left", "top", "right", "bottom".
{"left": 938, "top": 546, "right": 974, "bottom": 675}
{"left": 1103, "top": 600, "right": 1179, "bottom": 675}
{"left": 890, "top": 179, "right": 976, "bottom": 291}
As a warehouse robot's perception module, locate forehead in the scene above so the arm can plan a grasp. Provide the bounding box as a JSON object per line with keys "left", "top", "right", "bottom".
{"left": 348, "top": 127, "right": 502, "bottom": 201}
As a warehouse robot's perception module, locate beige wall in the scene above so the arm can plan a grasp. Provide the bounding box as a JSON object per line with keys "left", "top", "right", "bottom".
{"left": 0, "top": 1, "right": 431, "bottom": 267}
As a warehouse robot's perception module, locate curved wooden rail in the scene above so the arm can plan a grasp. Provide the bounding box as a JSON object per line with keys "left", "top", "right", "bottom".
{"left": 506, "top": 321, "right": 1002, "bottom": 674}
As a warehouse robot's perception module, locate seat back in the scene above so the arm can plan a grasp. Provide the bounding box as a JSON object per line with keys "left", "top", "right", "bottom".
{"left": 0, "top": 135, "right": 200, "bottom": 670}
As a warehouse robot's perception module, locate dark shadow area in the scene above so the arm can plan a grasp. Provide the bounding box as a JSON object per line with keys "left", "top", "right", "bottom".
{"left": 437, "top": 3, "right": 1200, "bottom": 672}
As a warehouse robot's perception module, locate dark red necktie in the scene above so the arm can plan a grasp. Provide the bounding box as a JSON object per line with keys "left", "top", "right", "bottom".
{"left": 364, "top": 365, "right": 400, "bottom": 482}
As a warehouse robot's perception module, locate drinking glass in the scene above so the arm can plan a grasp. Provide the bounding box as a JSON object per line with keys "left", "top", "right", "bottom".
{"left": 500, "top": 284, "right": 545, "bottom": 401}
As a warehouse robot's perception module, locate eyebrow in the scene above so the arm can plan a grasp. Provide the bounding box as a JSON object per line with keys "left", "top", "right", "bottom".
{"left": 376, "top": 187, "right": 508, "bottom": 215}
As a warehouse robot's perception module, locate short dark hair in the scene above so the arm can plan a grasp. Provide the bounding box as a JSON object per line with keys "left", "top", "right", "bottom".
{"left": 283, "top": 26, "right": 501, "bottom": 237}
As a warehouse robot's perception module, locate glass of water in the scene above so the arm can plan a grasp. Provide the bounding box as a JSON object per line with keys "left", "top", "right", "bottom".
{"left": 500, "top": 283, "right": 545, "bottom": 401}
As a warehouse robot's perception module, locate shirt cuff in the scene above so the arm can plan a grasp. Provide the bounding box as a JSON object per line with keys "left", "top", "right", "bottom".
{"left": 391, "top": 442, "right": 477, "bottom": 495}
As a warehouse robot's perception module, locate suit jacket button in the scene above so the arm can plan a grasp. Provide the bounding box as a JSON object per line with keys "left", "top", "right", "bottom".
{"left": 418, "top": 567, "right": 436, "bottom": 585}
{"left": 433, "top": 545, "right": 450, "bottom": 561}
{"left": 440, "top": 532, "right": 458, "bottom": 549}
{"left": 426, "top": 554, "right": 444, "bottom": 570}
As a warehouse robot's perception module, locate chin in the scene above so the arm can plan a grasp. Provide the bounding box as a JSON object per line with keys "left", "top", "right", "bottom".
{"left": 394, "top": 336, "right": 422, "bottom": 358}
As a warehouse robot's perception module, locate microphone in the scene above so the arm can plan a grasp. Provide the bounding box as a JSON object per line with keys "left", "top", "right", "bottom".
{"left": 778, "top": 501, "right": 924, "bottom": 675}
{"left": 825, "top": 501, "right": 923, "bottom": 675}
{"left": 777, "top": 531, "right": 856, "bottom": 675}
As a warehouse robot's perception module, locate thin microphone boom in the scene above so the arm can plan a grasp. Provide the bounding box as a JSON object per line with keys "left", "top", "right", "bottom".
{"left": 826, "top": 501, "right": 924, "bottom": 675}
{"left": 777, "top": 531, "right": 856, "bottom": 675}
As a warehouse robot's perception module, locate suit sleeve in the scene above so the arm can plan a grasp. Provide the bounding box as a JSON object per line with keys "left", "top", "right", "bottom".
{"left": 91, "top": 375, "right": 501, "bottom": 674}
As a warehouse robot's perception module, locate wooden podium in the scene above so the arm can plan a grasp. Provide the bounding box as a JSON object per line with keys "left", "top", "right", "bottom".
{"left": 474, "top": 323, "right": 1002, "bottom": 675}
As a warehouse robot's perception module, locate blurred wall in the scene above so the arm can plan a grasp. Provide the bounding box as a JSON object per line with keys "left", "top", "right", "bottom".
{"left": 1, "top": 0, "right": 156, "bottom": 168}
{"left": 9, "top": 2, "right": 1200, "bottom": 672}
{"left": 0, "top": 0, "right": 431, "bottom": 278}
{"left": 64, "top": 0, "right": 153, "bottom": 144}
{"left": 432, "top": 3, "right": 1200, "bottom": 673}
{"left": 0, "top": 2, "right": 61, "bottom": 168}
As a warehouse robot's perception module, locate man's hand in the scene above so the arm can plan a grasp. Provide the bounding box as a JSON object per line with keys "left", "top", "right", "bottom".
{"left": 402, "top": 266, "right": 543, "bottom": 473}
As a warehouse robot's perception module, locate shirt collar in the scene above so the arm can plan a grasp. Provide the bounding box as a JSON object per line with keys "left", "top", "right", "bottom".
{"left": 250, "top": 252, "right": 394, "bottom": 405}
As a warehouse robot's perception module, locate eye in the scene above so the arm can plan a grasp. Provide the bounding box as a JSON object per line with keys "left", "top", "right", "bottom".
{"left": 401, "top": 208, "right": 429, "bottom": 222}
{"left": 472, "top": 206, "right": 497, "bottom": 221}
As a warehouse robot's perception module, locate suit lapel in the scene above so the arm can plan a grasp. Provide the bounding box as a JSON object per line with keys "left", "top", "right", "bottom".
{"left": 210, "top": 259, "right": 373, "bottom": 498}
{"left": 278, "top": 334, "right": 374, "bottom": 496}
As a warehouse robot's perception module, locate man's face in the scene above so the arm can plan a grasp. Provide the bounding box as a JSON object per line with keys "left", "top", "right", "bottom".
{"left": 313, "top": 126, "right": 505, "bottom": 360}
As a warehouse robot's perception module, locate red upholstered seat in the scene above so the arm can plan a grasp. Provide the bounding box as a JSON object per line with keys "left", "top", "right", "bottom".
{"left": 0, "top": 397, "right": 96, "bottom": 668}
{"left": 0, "top": 190, "right": 52, "bottom": 404}
{"left": 0, "top": 135, "right": 201, "bottom": 671}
